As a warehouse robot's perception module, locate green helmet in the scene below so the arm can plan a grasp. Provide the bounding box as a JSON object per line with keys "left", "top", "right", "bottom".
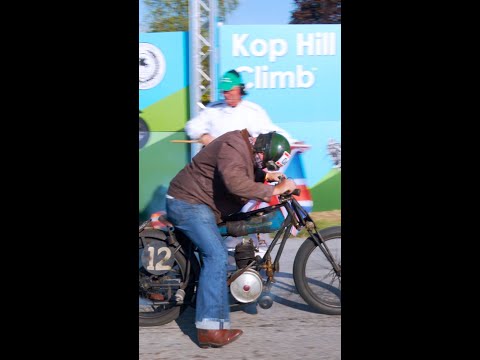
{"left": 254, "top": 132, "right": 292, "bottom": 170}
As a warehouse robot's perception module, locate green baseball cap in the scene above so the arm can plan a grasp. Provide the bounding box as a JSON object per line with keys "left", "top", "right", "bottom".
{"left": 218, "top": 71, "right": 243, "bottom": 91}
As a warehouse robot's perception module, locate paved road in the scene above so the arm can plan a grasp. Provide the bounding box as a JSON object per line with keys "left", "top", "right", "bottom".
{"left": 139, "top": 237, "right": 341, "bottom": 360}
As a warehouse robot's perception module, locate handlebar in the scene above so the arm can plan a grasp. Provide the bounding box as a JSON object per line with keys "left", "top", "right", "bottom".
{"left": 291, "top": 188, "right": 301, "bottom": 196}
{"left": 276, "top": 175, "right": 301, "bottom": 198}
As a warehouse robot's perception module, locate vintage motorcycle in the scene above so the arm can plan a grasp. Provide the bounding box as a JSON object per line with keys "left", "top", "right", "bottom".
{"left": 139, "top": 187, "right": 341, "bottom": 327}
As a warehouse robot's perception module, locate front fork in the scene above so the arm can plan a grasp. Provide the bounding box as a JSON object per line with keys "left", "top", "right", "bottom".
{"left": 288, "top": 198, "right": 341, "bottom": 277}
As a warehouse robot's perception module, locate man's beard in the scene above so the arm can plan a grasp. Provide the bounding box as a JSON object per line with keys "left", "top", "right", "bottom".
{"left": 254, "top": 152, "right": 264, "bottom": 169}
{"left": 249, "top": 136, "right": 264, "bottom": 169}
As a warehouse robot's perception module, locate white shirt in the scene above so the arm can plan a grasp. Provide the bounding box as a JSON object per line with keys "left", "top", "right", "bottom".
{"left": 185, "top": 100, "right": 296, "bottom": 144}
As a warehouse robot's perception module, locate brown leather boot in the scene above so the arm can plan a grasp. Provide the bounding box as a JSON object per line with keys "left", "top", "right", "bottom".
{"left": 197, "top": 329, "right": 243, "bottom": 348}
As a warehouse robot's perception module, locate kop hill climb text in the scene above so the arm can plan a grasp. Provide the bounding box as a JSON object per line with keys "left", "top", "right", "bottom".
{"left": 230, "top": 32, "right": 337, "bottom": 89}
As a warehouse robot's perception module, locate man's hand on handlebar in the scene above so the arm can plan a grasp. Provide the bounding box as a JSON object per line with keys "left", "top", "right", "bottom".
{"left": 272, "top": 178, "right": 297, "bottom": 196}
{"left": 265, "top": 172, "right": 285, "bottom": 183}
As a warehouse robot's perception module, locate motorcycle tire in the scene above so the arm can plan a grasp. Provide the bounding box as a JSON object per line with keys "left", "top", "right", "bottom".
{"left": 139, "top": 229, "right": 195, "bottom": 327}
{"left": 293, "top": 226, "right": 341, "bottom": 315}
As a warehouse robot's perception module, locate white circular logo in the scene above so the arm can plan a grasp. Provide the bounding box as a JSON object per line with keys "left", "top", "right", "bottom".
{"left": 139, "top": 43, "right": 166, "bottom": 90}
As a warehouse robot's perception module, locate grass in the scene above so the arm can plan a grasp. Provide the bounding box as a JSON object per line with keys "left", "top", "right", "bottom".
{"left": 295, "top": 210, "right": 341, "bottom": 238}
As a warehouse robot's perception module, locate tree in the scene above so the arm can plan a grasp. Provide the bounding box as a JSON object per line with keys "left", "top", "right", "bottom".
{"left": 144, "top": 0, "right": 239, "bottom": 32}
{"left": 142, "top": 0, "right": 240, "bottom": 104}
{"left": 290, "top": 0, "right": 341, "bottom": 24}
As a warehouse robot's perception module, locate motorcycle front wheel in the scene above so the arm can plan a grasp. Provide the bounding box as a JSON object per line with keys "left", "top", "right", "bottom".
{"left": 293, "top": 226, "right": 341, "bottom": 315}
{"left": 139, "top": 229, "right": 194, "bottom": 326}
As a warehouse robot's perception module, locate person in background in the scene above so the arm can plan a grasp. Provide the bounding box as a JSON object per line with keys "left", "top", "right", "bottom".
{"left": 185, "top": 69, "right": 298, "bottom": 146}
{"left": 166, "top": 129, "right": 297, "bottom": 348}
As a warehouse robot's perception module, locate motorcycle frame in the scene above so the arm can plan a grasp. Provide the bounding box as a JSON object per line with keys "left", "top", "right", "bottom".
{"left": 238, "top": 194, "right": 340, "bottom": 292}
{"left": 139, "top": 191, "right": 340, "bottom": 307}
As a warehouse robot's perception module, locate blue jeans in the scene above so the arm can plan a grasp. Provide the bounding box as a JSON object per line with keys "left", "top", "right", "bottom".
{"left": 166, "top": 197, "right": 230, "bottom": 330}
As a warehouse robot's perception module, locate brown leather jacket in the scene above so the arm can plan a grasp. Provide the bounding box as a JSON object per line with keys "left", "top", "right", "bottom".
{"left": 167, "top": 129, "right": 274, "bottom": 224}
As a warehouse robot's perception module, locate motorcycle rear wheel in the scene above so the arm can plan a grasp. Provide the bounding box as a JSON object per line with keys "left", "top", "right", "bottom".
{"left": 139, "top": 230, "right": 194, "bottom": 327}
{"left": 293, "top": 226, "right": 341, "bottom": 315}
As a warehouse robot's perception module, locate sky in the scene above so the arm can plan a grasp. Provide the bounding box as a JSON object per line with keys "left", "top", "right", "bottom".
{"left": 139, "top": 0, "right": 295, "bottom": 31}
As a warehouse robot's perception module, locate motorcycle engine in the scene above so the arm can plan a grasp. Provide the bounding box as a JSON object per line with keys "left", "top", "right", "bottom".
{"left": 234, "top": 238, "right": 256, "bottom": 269}
{"left": 230, "top": 238, "right": 263, "bottom": 303}
{"left": 230, "top": 268, "right": 264, "bottom": 303}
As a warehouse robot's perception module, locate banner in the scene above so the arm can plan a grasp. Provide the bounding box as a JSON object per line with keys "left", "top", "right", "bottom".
{"left": 139, "top": 32, "right": 191, "bottom": 220}
{"left": 218, "top": 25, "right": 341, "bottom": 210}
